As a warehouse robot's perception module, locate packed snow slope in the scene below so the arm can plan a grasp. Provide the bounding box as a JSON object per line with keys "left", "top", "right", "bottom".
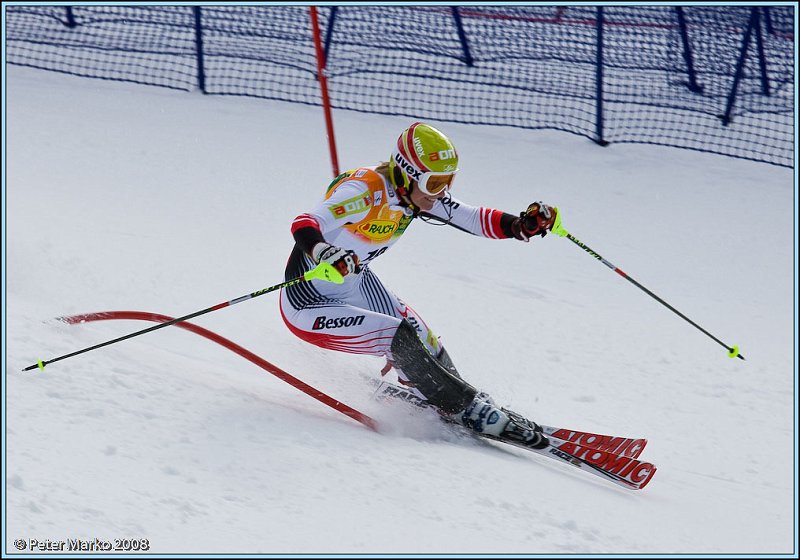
{"left": 5, "top": 66, "right": 797, "bottom": 555}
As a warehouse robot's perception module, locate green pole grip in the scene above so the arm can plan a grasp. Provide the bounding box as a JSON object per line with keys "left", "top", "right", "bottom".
{"left": 303, "top": 262, "right": 344, "bottom": 284}
{"left": 551, "top": 207, "right": 569, "bottom": 238}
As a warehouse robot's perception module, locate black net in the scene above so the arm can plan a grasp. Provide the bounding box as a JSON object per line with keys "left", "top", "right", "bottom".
{"left": 6, "top": 6, "right": 198, "bottom": 90}
{"left": 6, "top": 5, "right": 794, "bottom": 167}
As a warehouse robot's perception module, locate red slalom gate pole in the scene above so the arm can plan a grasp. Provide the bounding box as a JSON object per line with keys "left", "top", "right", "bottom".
{"left": 56, "top": 311, "right": 378, "bottom": 431}
{"left": 309, "top": 6, "right": 340, "bottom": 178}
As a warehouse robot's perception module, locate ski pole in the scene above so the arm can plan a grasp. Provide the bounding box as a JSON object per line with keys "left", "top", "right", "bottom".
{"left": 550, "top": 208, "right": 744, "bottom": 360}
{"left": 23, "top": 262, "right": 344, "bottom": 372}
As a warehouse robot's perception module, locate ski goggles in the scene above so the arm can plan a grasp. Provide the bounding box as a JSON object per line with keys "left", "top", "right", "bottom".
{"left": 416, "top": 171, "right": 457, "bottom": 197}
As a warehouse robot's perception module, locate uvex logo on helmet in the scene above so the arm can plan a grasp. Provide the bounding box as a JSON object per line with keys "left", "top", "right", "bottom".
{"left": 413, "top": 135, "right": 426, "bottom": 158}
{"left": 394, "top": 152, "right": 422, "bottom": 180}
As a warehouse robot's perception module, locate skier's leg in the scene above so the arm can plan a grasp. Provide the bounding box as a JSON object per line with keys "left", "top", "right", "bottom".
{"left": 280, "top": 291, "right": 399, "bottom": 356}
{"left": 387, "top": 320, "right": 546, "bottom": 447}
{"left": 350, "top": 269, "right": 540, "bottom": 442}
{"left": 388, "top": 318, "right": 477, "bottom": 413}
{"left": 283, "top": 268, "right": 543, "bottom": 445}
{"left": 355, "top": 267, "right": 462, "bottom": 377}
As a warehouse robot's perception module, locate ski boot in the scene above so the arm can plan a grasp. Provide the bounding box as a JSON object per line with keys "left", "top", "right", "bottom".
{"left": 459, "top": 392, "right": 549, "bottom": 449}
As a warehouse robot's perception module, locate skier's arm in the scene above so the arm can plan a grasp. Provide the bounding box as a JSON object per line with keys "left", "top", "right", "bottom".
{"left": 423, "top": 197, "right": 555, "bottom": 241}
{"left": 290, "top": 213, "right": 326, "bottom": 255}
{"left": 290, "top": 182, "right": 369, "bottom": 275}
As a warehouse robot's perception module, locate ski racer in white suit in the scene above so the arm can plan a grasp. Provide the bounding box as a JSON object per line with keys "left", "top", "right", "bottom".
{"left": 280, "top": 122, "right": 556, "bottom": 447}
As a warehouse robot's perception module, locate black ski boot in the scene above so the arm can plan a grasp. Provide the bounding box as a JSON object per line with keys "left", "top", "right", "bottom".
{"left": 459, "top": 392, "right": 549, "bottom": 449}
{"left": 500, "top": 408, "right": 549, "bottom": 449}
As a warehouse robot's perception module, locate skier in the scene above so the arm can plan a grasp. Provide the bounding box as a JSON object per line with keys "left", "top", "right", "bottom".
{"left": 280, "top": 122, "right": 556, "bottom": 447}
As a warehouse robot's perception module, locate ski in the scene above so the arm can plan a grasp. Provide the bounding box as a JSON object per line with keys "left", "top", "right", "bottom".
{"left": 479, "top": 432, "right": 657, "bottom": 491}
{"left": 539, "top": 426, "right": 647, "bottom": 459}
{"left": 372, "top": 379, "right": 431, "bottom": 409}
{"left": 372, "top": 380, "right": 647, "bottom": 459}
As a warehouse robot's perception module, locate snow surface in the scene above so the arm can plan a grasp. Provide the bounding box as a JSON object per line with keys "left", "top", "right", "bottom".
{"left": 4, "top": 66, "right": 797, "bottom": 555}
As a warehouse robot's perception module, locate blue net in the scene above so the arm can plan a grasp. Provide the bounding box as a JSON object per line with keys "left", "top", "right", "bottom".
{"left": 6, "top": 5, "right": 794, "bottom": 167}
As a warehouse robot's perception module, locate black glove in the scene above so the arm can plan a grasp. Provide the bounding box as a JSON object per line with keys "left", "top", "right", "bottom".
{"left": 511, "top": 201, "right": 556, "bottom": 242}
{"left": 312, "top": 243, "right": 361, "bottom": 276}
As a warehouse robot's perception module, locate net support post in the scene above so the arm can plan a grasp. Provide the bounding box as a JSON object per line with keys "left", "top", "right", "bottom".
{"left": 193, "top": 6, "right": 207, "bottom": 94}
{"left": 451, "top": 7, "right": 474, "bottom": 67}
{"left": 322, "top": 6, "right": 339, "bottom": 67}
{"left": 593, "top": 7, "right": 608, "bottom": 146}
{"left": 753, "top": 8, "right": 771, "bottom": 96}
{"left": 675, "top": 7, "right": 703, "bottom": 93}
{"left": 762, "top": 6, "right": 774, "bottom": 35}
{"left": 64, "top": 7, "right": 77, "bottom": 28}
{"left": 721, "top": 7, "right": 758, "bottom": 126}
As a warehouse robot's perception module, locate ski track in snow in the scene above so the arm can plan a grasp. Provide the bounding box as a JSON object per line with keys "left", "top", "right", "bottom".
{"left": 5, "top": 66, "right": 796, "bottom": 554}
